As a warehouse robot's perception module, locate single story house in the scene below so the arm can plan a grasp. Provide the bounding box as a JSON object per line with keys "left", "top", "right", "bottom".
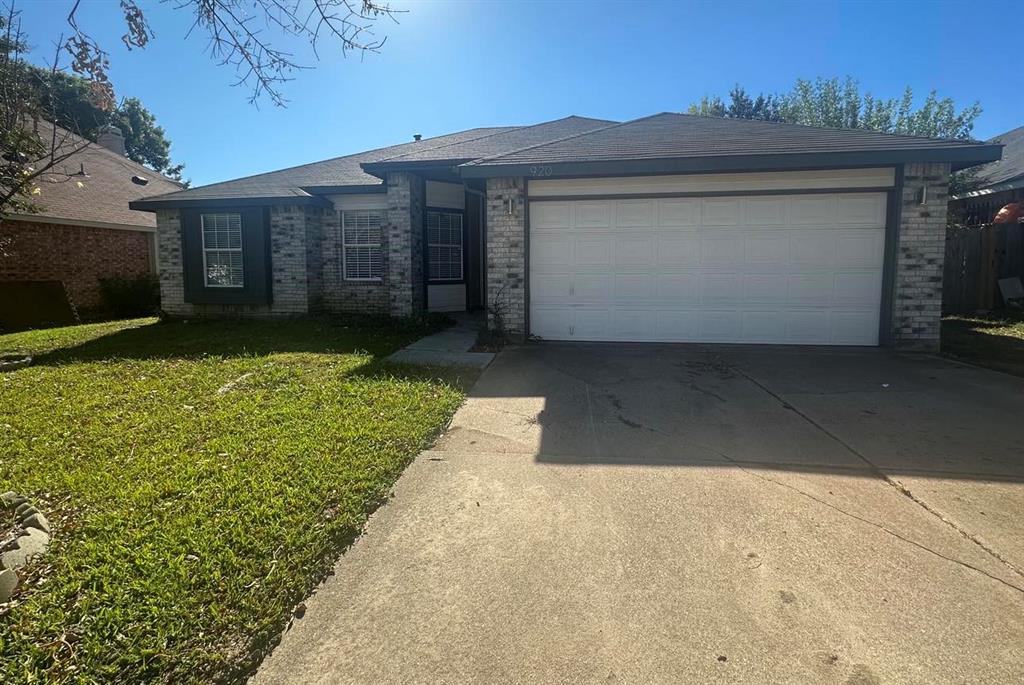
{"left": 949, "top": 125, "right": 1023, "bottom": 225}
{"left": 131, "top": 113, "right": 1001, "bottom": 351}
{"left": 1, "top": 125, "right": 183, "bottom": 320}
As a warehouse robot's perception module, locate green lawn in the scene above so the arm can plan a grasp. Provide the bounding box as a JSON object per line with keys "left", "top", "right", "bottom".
{"left": 0, "top": 316, "right": 474, "bottom": 683}
{"left": 942, "top": 311, "right": 1024, "bottom": 377}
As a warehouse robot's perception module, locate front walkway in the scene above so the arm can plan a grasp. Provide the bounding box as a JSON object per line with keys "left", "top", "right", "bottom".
{"left": 253, "top": 343, "right": 1024, "bottom": 684}
{"left": 387, "top": 312, "right": 494, "bottom": 368}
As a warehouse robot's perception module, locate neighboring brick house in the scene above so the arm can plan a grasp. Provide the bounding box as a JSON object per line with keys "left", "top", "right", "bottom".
{"left": 0, "top": 125, "right": 183, "bottom": 321}
{"left": 131, "top": 114, "right": 1001, "bottom": 351}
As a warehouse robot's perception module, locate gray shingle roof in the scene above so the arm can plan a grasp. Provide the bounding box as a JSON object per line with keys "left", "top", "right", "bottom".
{"left": 464, "top": 112, "right": 990, "bottom": 167}
{"left": 16, "top": 124, "right": 182, "bottom": 228}
{"left": 970, "top": 125, "right": 1024, "bottom": 189}
{"left": 368, "top": 116, "right": 614, "bottom": 165}
{"left": 134, "top": 126, "right": 518, "bottom": 205}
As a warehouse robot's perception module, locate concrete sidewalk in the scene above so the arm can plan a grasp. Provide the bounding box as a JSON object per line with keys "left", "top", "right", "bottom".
{"left": 387, "top": 313, "right": 494, "bottom": 368}
{"left": 253, "top": 343, "right": 1024, "bottom": 685}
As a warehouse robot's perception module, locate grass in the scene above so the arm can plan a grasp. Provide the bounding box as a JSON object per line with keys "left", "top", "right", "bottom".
{"left": 0, "top": 315, "right": 476, "bottom": 683}
{"left": 942, "top": 310, "right": 1024, "bottom": 377}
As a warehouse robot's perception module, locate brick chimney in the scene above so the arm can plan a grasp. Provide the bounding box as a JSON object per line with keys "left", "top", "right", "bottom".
{"left": 97, "top": 125, "right": 126, "bottom": 156}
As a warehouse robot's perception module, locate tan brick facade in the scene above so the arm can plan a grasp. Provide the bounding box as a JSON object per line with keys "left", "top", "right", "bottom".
{"left": 892, "top": 162, "right": 951, "bottom": 351}
{"left": 484, "top": 177, "right": 527, "bottom": 338}
{"left": 0, "top": 218, "right": 153, "bottom": 316}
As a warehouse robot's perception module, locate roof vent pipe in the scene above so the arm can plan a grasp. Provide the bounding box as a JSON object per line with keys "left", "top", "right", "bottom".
{"left": 413, "top": 134, "right": 422, "bottom": 141}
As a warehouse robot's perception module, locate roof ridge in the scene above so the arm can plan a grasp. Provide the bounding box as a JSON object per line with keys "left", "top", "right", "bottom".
{"left": 180, "top": 126, "right": 517, "bottom": 193}
{"left": 368, "top": 115, "right": 613, "bottom": 165}
{"left": 671, "top": 111, "right": 981, "bottom": 146}
{"left": 461, "top": 112, "right": 663, "bottom": 166}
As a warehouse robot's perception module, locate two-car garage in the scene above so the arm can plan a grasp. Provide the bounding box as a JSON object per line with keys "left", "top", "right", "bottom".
{"left": 527, "top": 168, "right": 893, "bottom": 346}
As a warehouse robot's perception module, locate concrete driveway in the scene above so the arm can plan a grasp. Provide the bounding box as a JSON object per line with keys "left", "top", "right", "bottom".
{"left": 254, "top": 344, "right": 1024, "bottom": 685}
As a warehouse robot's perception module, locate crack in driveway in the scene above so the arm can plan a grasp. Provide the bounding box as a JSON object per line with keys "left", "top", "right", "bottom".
{"left": 713, "top": 351, "right": 1024, "bottom": 591}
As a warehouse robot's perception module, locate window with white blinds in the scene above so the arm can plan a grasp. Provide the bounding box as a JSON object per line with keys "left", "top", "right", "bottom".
{"left": 201, "top": 213, "right": 244, "bottom": 288}
{"left": 427, "top": 210, "right": 463, "bottom": 282}
{"left": 342, "top": 210, "right": 384, "bottom": 281}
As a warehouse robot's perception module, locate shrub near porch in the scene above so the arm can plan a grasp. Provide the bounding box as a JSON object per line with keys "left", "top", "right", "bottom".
{"left": 0, "top": 316, "right": 470, "bottom": 683}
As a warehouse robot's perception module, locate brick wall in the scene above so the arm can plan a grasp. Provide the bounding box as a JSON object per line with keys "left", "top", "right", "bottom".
{"left": 156, "top": 206, "right": 310, "bottom": 317}
{"left": 386, "top": 172, "right": 426, "bottom": 317}
{"left": 0, "top": 218, "right": 153, "bottom": 315}
{"left": 321, "top": 209, "right": 390, "bottom": 315}
{"left": 892, "top": 162, "right": 951, "bottom": 351}
{"left": 485, "top": 177, "right": 527, "bottom": 338}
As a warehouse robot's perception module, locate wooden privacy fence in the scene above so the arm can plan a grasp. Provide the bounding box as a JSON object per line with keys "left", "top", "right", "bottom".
{"left": 944, "top": 222, "right": 1024, "bottom": 313}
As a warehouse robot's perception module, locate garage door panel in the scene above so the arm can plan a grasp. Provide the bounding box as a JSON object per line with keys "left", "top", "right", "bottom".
{"left": 574, "top": 309, "right": 610, "bottom": 339}
{"left": 744, "top": 233, "right": 790, "bottom": 264}
{"left": 615, "top": 237, "right": 654, "bottom": 265}
{"left": 831, "top": 311, "right": 879, "bottom": 345}
{"left": 531, "top": 202, "right": 571, "bottom": 229}
{"left": 657, "top": 235, "right": 699, "bottom": 266}
{"left": 530, "top": 274, "right": 572, "bottom": 303}
{"left": 701, "top": 235, "right": 742, "bottom": 264}
{"left": 700, "top": 311, "right": 742, "bottom": 341}
{"left": 834, "top": 272, "right": 882, "bottom": 305}
{"left": 787, "top": 311, "right": 831, "bottom": 343}
{"left": 792, "top": 233, "right": 836, "bottom": 265}
{"left": 835, "top": 232, "right": 884, "bottom": 266}
{"left": 656, "top": 310, "right": 699, "bottom": 339}
{"left": 615, "top": 200, "right": 654, "bottom": 227}
{"left": 614, "top": 274, "right": 654, "bottom": 301}
{"left": 790, "top": 195, "right": 836, "bottom": 225}
{"left": 837, "top": 194, "right": 886, "bottom": 225}
{"left": 658, "top": 199, "right": 700, "bottom": 227}
{"left": 529, "top": 189, "right": 885, "bottom": 346}
{"left": 531, "top": 307, "right": 572, "bottom": 339}
{"left": 532, "top": 236, "right": 573, "bottom": 268}
{"left": 613, "top": 309, "right": 656, "bottom": 340}
{"left": 742, "top": 311, "right": 787, "bottom": 342}
{"left": 574, "top": 238, "right": 611, "bottom": 266}
{"left": 789, "top": 274, "right": 833, "bottom": 305}
{"left": 744, "top": 197, "right": 788, "bottom": 226}
{"left": 574, "top": 274, "right": 612, "bottom": 301}
{"left": 575, "top": 202, "right": 611, "bottom": 228}
{"left": 743, "top": 274, "right": 789, "bottom": 305}
{"left": 702, "top": 198, "right": 741, "bottom": 225}
{"left": 701, "top": 274, "right": 741, "bottom": 304}
{"left": 656, "top": 274, "right": 700, "bottom": 302}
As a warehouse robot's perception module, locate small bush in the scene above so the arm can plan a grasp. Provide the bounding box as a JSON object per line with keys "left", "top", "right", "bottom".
{"left": 99, "top": 274, "right": 160, "bottom": 318}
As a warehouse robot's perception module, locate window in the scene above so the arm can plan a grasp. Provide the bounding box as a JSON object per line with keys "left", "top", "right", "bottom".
{"left": 342, "top": 210, "right": 384, "bottom": 281}
{"left": 201, "top": 213, "right": 244, "bottom": 288}
{"left": 427, "top": 210, "right": 463, "bottom": 282}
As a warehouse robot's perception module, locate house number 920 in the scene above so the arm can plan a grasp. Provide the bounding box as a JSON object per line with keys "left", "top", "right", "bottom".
{"left": 529, "top": 165, "right": 553, "bottom": 177}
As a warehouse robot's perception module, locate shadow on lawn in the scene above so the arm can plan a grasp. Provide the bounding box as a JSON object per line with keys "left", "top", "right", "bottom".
{"left": 32, "top": 315, "right": 450, "bottom": 366}
{"left": 942, "top": 312, "right": 1024, "bottom": 378}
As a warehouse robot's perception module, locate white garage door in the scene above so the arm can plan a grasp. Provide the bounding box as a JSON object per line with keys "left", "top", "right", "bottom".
{"left": 529, "top": 192, "right": 887, "bottom": 345}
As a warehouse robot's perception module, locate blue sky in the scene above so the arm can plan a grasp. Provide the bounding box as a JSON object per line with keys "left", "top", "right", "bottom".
{"left": 17, "top": 0, "right": 1020, "bottom": 186}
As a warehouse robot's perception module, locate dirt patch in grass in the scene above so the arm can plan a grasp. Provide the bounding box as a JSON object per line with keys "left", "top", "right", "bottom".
{"left": 942, "top": 311, "right": 1024, "bottom": 377}
{"left": 0, "top": 316, "right": 475, "bottom": 683}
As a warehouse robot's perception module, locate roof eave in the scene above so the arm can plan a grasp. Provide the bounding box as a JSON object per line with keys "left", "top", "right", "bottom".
{"left": 129, "top": 194, "right": 333, "bottom": 211}
{"left": 458, "top": 145, "right": 1004, "bottom": 179}
{"left": 360, "top": 159, "right": 477, "bottom": 179}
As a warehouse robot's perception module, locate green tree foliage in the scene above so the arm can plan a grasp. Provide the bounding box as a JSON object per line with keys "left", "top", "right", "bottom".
{"left": 28, "top": 65, "right": 184, "bottom": 180}
{"left": 687, "top": 77, "right": 982, "bottom": 141}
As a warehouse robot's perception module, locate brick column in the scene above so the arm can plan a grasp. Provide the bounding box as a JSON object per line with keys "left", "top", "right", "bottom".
{"left": 155, "top": 209, "right": 188, "bottom": 316}
{"left": 891, "top": 162, "right": 951, "bottom": 351}
{"left": 485, "top": 177, "right": 527, "bottom": 338}
{"left": 386, "top": 171, "right": 426, "bottom": 317}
